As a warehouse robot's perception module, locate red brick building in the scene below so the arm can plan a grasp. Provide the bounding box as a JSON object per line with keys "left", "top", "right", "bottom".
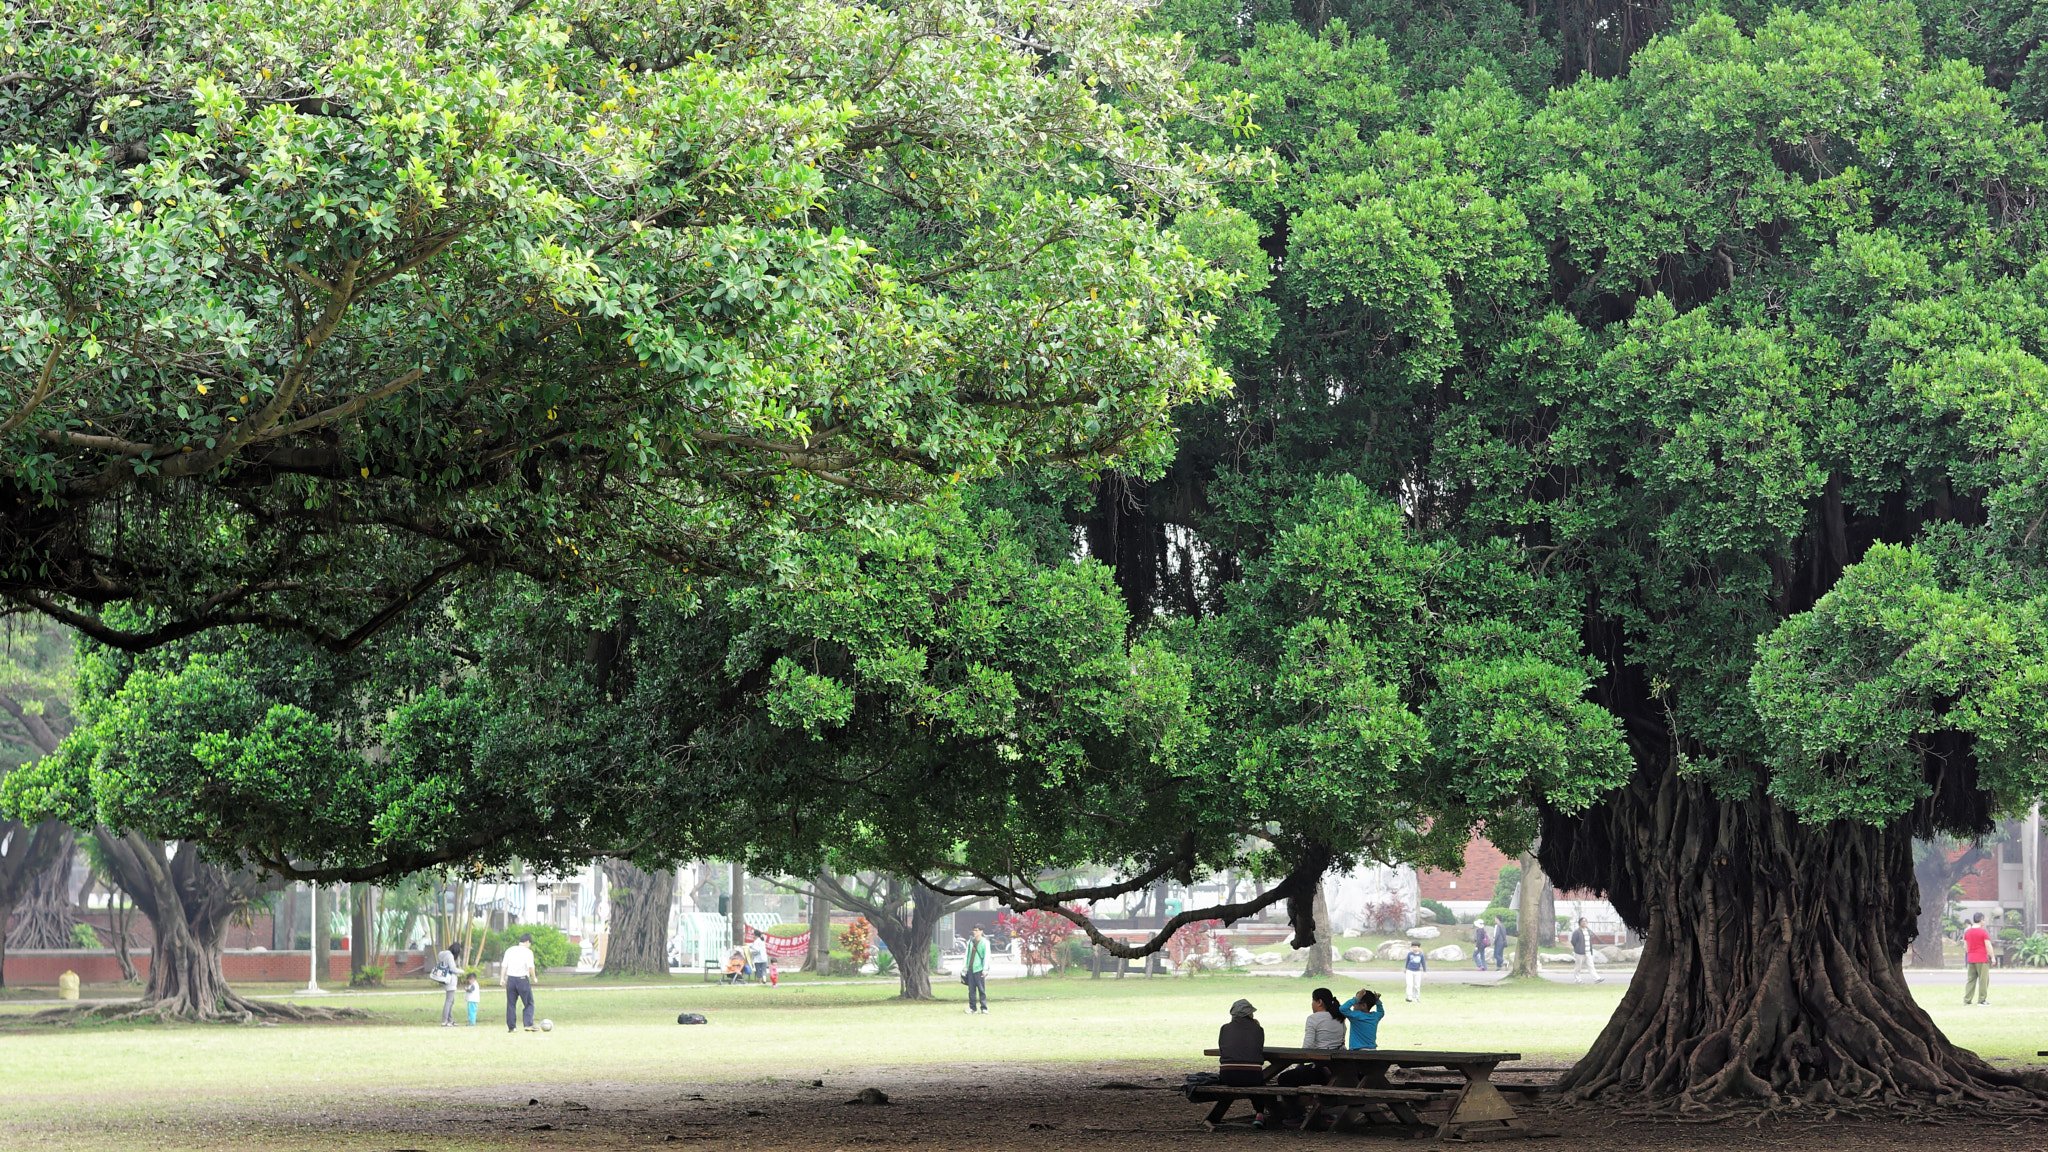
{"left": 1416, "top": 837, "right": 1517, "bottom": 905}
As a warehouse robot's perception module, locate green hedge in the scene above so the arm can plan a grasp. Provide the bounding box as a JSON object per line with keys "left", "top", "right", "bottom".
{"left": 478, "top": 924, "right": 576, "bottom": 969}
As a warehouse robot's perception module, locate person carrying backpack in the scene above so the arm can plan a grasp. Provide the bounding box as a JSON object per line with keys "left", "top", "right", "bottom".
{"left": 1472, "top": 921, "right": 1490, "bottom": 972}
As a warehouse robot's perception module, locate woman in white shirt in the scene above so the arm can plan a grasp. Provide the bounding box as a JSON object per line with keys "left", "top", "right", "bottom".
{"left": 1258, "top": 988, "right": 1347, "bottom": 1128}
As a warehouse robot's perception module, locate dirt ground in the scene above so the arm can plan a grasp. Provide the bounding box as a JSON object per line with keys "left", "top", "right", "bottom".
{"left": 71, "top": 1060, "right": 2048, "bottom": 1151}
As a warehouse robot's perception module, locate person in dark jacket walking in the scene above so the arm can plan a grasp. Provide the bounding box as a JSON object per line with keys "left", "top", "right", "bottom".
{"left": 1491, "top": 917, "right": 1507, "bottom": 969}
{"left": 1472, "top": 921, "right": 1490, "bottom": 971}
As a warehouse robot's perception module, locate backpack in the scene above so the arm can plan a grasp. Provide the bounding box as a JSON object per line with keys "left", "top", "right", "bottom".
{"left": 676, "top": 1012, "right": 709, "bottom": 1025}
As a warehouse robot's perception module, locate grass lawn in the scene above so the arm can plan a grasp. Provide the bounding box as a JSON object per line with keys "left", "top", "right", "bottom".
{"left": 3, "top": 973, "right": 2046, "bottom": 1149}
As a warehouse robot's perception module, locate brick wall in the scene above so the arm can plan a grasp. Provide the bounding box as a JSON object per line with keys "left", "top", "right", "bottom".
{"left": 1416, "top": 837, "right": 1517, "bottom": 903}
{"left": 2, "top": 950, "right": 422, "bottom": 986}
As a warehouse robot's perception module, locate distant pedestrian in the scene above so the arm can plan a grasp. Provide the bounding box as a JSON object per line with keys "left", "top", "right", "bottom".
{"left": 767, "top": 960, "right": 780, "bottom": 987}
{"left": 503, "top": 932, "right": 539, "bottom": 1031}
{"left": 1570, "top": 918, "right": 1603, "bottom": 984}
{"left": 432, "top": 940, "right": 463, "bottom": 1027}
{"left": 1473, "top": 921, "right": 1490, "bottom": 972}
{"left": 1963, "top": 912, "right": 1992, "bottom": 1005}
{"left": 749, "top": 933, "right": 769, "bottom": 982}
{"left": 464, "top": 973, "right": 481, "bottom": 1025}
{"left": 963, "top": 925, "right": 991, "bottom": 1014}
{"left": 1492, "top": 917, "right": 1507, "bottom": 969}
{"left": 1403, "top": 940, "right": 1427, "bottom": 1002}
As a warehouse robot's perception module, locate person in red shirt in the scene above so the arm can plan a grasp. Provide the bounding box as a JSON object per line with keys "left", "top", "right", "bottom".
{"left": 1963, "top": 913, "right": 1993, "bottom": 1006}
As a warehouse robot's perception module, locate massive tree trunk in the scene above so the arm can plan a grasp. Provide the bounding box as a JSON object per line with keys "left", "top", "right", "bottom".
{"left": 59, "top": 830, "right": 355, "bottom": 1021}
{"left": 864, "top": 879, "right": 940, "bottom": 1000}
{"left": 600, "top": 858, "right": 676, "bottom": 976}
{"left": 1541, "top": 761, "right": 2043, "bottom": 1113}
{"left": 5, "top": 829, "right": 79, "bottom": 951}
{"left": 1302, "top": 883, "right": 1334, "bottom": 978}
{"left": 0, "top": 819, "right": 66, "bottom": 986}
{"left": 813, "top": 873, "right": 968, "bottom": 1000}
{"left": 1910, "top": 839, "right": 1989, "bottom": 970}
{"left": 0, "top": 693, "right": 72, "bottom": 969}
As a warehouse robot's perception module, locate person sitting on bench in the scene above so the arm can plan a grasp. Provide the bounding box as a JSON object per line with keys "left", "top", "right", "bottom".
{"left": 1260, "top": 988, "right": 1346, "bottom": 1129}
{"left": 1217, "top": 999, "right": 1265, "bottom": 1087}
{"left": 1340, "top": 988, "right": 1384, "bottom": 1049}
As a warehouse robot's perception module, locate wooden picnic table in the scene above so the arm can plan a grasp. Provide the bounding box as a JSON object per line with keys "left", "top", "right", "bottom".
{"left": 1198, "top": 1047, "right": 1531, "bottom": 1140}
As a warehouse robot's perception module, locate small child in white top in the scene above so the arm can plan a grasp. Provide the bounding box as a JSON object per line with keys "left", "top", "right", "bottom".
{"left": 464, "top": 975, "right": 481, "bottom": 1026}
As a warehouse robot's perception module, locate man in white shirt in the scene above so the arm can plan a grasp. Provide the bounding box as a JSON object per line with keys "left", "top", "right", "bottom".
{"left": 502, "top": 933, "right": 539, "bottom": 1031}
{"left": 748, "top": 934, "right": 769, "bottom": 983}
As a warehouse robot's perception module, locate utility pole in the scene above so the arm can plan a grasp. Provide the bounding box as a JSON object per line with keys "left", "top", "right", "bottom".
{"left": 305, "top": 881, "right": 328, "bottom": 994}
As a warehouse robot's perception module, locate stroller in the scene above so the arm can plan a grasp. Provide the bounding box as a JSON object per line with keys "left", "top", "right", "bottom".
{"left": 721, "top": 949, "right": 750, "bottom": 984}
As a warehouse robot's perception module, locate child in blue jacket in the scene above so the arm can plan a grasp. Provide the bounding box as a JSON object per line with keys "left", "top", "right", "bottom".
{"left": 1340, "top": 989, "right": 1384, "bottom": 1049}
{"left": 1404, "top": 940, "right": 1427, "bottom": 1001}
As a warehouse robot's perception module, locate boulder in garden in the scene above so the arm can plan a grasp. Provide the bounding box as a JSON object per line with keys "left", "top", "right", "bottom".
{"left": 1405, "top": 925, "right": 1440, "bottom": 940}
{"left": 1427, "top": 945, "right": 1466, "bottom": 962}
{"left": 1376, "top": 940, "right": 1410, "bottom": 961}
{"left": 1342, "top": 947, "right": 1372, "bottom": 963}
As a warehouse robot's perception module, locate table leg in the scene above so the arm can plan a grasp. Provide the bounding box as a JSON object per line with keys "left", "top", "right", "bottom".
{"left": 1437, "top": 1062, "right": 1526, "bottom": 1141}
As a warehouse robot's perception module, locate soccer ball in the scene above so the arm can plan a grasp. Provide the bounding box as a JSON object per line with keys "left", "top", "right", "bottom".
{"left": 539, "top": 1019, "right": 553, "bottom": 1032}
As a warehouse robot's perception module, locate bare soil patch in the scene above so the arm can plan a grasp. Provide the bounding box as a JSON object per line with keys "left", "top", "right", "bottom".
{"left": 57, "top": 1061, "right": 2048, "bottom": 1150}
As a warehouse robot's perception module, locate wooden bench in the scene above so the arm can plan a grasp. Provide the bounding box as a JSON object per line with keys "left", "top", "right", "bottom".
{"left": 1199, "top": 1047, "right": 1531, "bottom": 1140}
{"left": 1188, "top": 1084, "right": 1439, "bottom": 1130}
{"left": 1392, "top": 1078, "right": 1548, "bottom": 1098}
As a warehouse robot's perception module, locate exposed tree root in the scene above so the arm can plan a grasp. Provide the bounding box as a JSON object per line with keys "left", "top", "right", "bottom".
{"left": 1541, "top": 761, "right": 2048, "bottom": 1120}
{"left": 25, "top": 993, "right": 369, "bottom": 1025}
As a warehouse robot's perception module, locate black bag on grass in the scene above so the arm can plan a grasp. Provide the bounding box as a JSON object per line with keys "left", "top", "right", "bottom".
{"left": 677, "top": 1012, "right": 709, "bottom": 1025}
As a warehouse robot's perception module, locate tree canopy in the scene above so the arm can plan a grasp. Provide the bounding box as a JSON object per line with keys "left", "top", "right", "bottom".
{"left": 0, "top": 0, "right": 1245, "bottom": 651}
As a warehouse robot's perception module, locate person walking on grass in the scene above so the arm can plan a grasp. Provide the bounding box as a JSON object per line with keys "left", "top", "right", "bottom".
{"left": 1472, "top": 921, "right": 1490, "bottom": 972}
{"left": 1963, "top": 912, "right": 1993, "bottom": 1006}
{"left": 1570, "top": 918, "right": 1603, "bottom": 984}
{"left": 749, "top": 932, "right": 769, "bottom": 983}
{"left": 1403, "top": 940, "right": 1427, "bottom": 1002}
{"left": 503, "top": 932, "right": 539, "bottom": 1032}
{"left": 963, "top": 925, "right": 991, "bottom": 1014}
{"left": 1491, "top": 918, "right": 1507, "bottom": 969}
{"left": 432, "top": 940, "right": 463, "bottom": 1027}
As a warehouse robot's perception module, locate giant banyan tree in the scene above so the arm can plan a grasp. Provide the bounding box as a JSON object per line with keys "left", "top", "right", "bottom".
{"left": 1098, "top": 0, "right": 2048, "bottom": 1113}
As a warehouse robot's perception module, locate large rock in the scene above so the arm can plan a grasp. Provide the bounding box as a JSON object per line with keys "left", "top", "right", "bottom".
{"left": 1617, "top": 946, "right": 1643, "bottom": 963}
{"left": 1596, "top": 945, "right": 1623, "bottom": 963}
{"left": 1254, "top": 952, "right": 1283, "bottom": 966}
{"left": 1230, "top": 948, "right": 1258, "bottom": 968}
{"left": 1427, "top": 945, "right": 1466, "bottom": 962}
{"left": 1342, "top": 947, "right": 1374, "bottom": 963}
{"left": 1376, "top": 940, "right": 1411, "bottom": 961}
{"left": 1416, "top": 907, "right": 1439, "bottom": 923}
{"left": 1540, "top": 953, "right": 1575, "bottom": 964}
{"left": 1405, "top": 925, "right": 1441, "bottom": 940}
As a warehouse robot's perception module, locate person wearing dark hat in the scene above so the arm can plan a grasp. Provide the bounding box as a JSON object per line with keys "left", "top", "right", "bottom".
{"left": 1217, "top": 999, "right": 1265, "bottom": 1087}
